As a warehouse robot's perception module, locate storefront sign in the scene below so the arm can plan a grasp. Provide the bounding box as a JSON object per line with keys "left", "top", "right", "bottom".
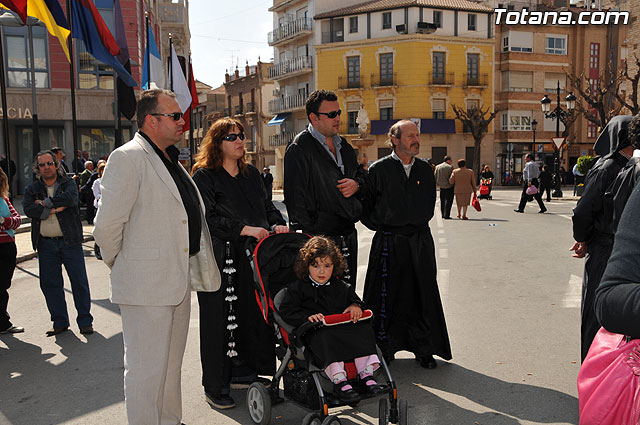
{"left": 0, "top": 107, "right": 32, "bottom": 119}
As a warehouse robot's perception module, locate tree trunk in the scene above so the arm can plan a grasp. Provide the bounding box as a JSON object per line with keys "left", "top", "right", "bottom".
{"left": 472, "top": 135, "right": 482, "bottom": 183}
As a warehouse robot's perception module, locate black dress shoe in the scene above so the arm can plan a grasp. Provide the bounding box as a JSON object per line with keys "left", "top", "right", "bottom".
{"left": 539, "top": 208, "right": 547, "bottom": 213}
{"left": 0, "top": 325, "right": 24, "bottom": 334}
{"left": 334, "top": 381, "right": 360, "bottom": 402}
{"left": 418, "top": 355, "right": 437, "bottom": 369}
{"left": 514, "top": 209, "right": 524, "bottom": 213}
{"left": 205, "top": 392, "right": 235, "bottom": 409}
{"left": 80, "top": 326, "right": 94, "bottom": 335}
{"left": 46, "top": 326, "right": 69, "bottom": 337}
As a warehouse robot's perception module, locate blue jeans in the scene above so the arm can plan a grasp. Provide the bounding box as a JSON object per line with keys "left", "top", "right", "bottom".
{"left": 38, "top": 237, "right": 93, "bottom": 328}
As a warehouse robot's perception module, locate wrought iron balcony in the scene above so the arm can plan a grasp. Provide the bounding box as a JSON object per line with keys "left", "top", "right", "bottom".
{"left": 268, "top": 56, "right": 312, "bottom": 80}
{"left": 268, "top": 17, "right": 312, "bottom": 46}
{"left": 464, "top": 73, "right": 489, "bottom": 87}
{"left": 234, "top": 105, "right": 243, "bottom": 115}
{"left": 245, "top": 102, "right": 255, "bottom": 113}
{"left": 338, "top": 75, "right": 364, "bottom": 90}
{"left": 223, "top": 107, "right": 231, "bottom": 117}
{"left": 370, "top": 73, "right": 397, "bottom": 87}
{"left": 269, "top": 132, "right": 296, "bottom": 147}
{"left": 428, "top": 72, "right": 455, "bottom": 86}
{"left": 268, "top": 93, "right": 307, "bottom": 114}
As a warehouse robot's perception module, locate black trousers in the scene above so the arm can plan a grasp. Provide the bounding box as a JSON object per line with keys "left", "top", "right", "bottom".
{"left": 517, "top": 179, "right": 545, "bottom": 211}
{"left": 440, "top": 187, "right": 454, "bottom": 218}
{"left": 540, "top": 185, "right": 552, "bottom": 202}
{"left": 0, "top": 241, "right": 17, "bottom": 331}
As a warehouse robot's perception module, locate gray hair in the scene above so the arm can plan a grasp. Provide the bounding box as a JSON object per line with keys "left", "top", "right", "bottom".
{"left": 84, "top": 160, "right": 93, "bottom": 167}
{"left": 32, "top": 150, "right": 65, "bottom": 179}
{"left": 136, "top": 89, "right": 177, "bottom": 129}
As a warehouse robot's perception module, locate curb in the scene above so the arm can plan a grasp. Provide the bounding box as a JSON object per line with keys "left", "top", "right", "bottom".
{"left": 16, "top": 234, "right": 95, "bottom": 264}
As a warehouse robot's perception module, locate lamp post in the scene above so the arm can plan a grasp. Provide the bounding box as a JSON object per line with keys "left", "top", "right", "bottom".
{"left": 531, "top": 119, "right": 538, "bottom": 156}
{"left": 540, "top": 81, "right": 576, "bottom": 198}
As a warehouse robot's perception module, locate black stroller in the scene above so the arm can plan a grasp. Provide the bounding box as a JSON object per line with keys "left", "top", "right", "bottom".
{"left": 244, "top": 232, "right": 407, "bottom": 425}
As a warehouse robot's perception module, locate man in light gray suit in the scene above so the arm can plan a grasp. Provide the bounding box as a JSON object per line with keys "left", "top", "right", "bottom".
{"left": 94, "top": 89, "right": 220, "bottom": 425}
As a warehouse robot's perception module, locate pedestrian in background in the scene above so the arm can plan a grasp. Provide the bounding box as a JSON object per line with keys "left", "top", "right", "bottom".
{"left": 262, "top": 166, "right": 273, "bottom": 201}
{"left": 0, "top": 168, "right": 23, "bottom": 334}
{"left": 434, "top": 155, "right": 454, "bottom": 219}
{"left": 539, "top": 165, "right": 553, "bottom": 202}
{"left": 571, "top": 115, "right": 634, "bottom": 361}
{"left": 449, "top": 159, "right": 476, "bottom": 220}
{"left": 192, "top": 118, "right": 288, "bottom": 410}
{"left": 22, "top": 150, "right": 93, "bottom": 337}
{"left": 514, "top": 154, "right": 546, "bottom": 214}
{"left": 50, "top": 147, "right": 69, "bottom": 173}
{"left": 361, "top": 120, "right": 451, "bottom": 369}
{"left": 91, "top": 162, "right": 105, "bottom": 260}
{"left": 94, "top": 89, "right": 220, "bottom": 425}
{"left": 72, "top": 150, "right": 84, "bottom": 174}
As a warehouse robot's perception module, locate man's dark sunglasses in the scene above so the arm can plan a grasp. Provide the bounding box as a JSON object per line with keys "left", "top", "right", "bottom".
{"left": 316, "top": 109, "right": 342, "bottom": 119}
{"left": 150, "top": 112, "right": 183, "bottom": 121}
{"left": 38, "top": 161, "right": 55, "bottom": 167}
{"left": 223, "top": 133, "right": 245, "bottom": 141}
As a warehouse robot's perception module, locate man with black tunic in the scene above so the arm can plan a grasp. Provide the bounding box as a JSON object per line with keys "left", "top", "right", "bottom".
{"left": 284, "top": 90, "right": 366, "bottom": 286}
{"left": 571, "top": 115, "right": 634, "bottom": 361}
{"left": 361, "top": 120, "right": 451, "bottom": 369}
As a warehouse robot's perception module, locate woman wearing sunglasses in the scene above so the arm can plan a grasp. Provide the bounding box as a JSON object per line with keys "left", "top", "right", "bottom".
{"left": 191, "top": 118, "right": 288, "bottom": 410}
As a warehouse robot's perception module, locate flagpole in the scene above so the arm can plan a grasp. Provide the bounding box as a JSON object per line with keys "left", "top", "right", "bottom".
{"left": 66, "top": 0, "right": 79, "bottom": 175}
{"left": 27, "top": 19, "right": 40, "bottom": 155}
{"left": 145, "top": 11, "right": 149, "bottom": 89}
{"left": 168, "top": 33, "right": 173, "bottom": 92}
{"left": 188, "top": 53, "right": 194, "bottom": 169}
{"left": 0, "top": 25, "right": 12, "bottom": 197}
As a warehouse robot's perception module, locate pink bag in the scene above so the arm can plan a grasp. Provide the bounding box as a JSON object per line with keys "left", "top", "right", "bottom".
{"left": 578, "top": 327, "right": 640, "bottom": 425}
{"left": 526, "top": 185, "right": 538, "bottom": 195}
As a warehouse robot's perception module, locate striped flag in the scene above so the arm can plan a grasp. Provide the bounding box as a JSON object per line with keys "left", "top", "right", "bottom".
{"left": 28, "top": 0, "right": 71, "bottom": 61}
{"left": 142, "top": 22, "right": 164, "bottom": 89}
{"left": 0, "top": 0, "right": 27, "bottom": 23}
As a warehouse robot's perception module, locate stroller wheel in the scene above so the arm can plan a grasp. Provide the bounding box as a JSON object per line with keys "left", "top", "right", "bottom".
{"left": 378, "top": 398, "right": 388, "bottom": 425}
{"left": 247, "top": 382, "right": 271, "bottom": 425}
{"left": 321, "top": 414, "right": 342, "bottom": 425}
{"left": 398, "top": 399, "right": 408, "bottom": 425}
{"left": 301, "top": 413, "right": 322, "bottom": 425}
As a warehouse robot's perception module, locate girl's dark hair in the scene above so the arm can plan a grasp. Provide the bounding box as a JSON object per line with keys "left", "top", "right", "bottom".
{"left": 295, "top": 236, "right": 346, "bottom": 279}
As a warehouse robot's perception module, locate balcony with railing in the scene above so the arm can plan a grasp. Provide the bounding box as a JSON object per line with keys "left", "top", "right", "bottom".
{"left": 338, "top": 75, "right": 364, "bottom": 90}
{"left": 464, "top": 73, "right": 489, "bottom": 87}
{"left": 268, "top": 17, "right": 312, "bottom": 46}
{"left": 234, "top": 105, "right": 244, "bottom": 115}
{"left": 429, "top": 72, "right": 455, "bottom": 86}
{"left": 268, "top": 93, "right": 307, "bottom": 114}
{"left": 245, "top": 102, "right": 255, "bottom": 114}
{"left": 268, "top": 56, "right": 313, "bottom": 80}
{"left": 370, "top": 73, "right": 397, "bottom": 87}
{"left": 269, "top": 132, "right": 296, "bottom": 147}
{"left": 223, "top": 107, "right": 231, "bottom": 117}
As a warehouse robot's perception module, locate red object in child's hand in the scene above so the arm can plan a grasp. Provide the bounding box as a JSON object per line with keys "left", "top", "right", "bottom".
{"left": 322, "top": 310, "right": 373, "bottom": 326}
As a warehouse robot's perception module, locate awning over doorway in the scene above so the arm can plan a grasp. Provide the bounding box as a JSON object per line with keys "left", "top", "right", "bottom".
{"left": 268, "top": 113, "right": 290, "bottom": 126}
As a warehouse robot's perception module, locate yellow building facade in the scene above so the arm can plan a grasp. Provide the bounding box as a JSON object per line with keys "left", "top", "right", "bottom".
{"left": 313, "top": 1, "right": 495, "bottom": 169}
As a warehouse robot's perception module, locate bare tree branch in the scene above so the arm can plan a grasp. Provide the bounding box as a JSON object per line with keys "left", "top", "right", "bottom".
{"left": 451, "top": 104, "right": 501, "bottom": 181}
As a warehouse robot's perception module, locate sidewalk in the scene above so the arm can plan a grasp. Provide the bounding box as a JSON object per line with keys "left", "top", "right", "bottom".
{"left": 9, "top": 195, "right": 95, "bottom": 263}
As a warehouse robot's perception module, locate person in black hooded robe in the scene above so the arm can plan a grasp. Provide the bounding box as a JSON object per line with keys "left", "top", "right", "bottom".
{"left": 361, "top": 120, "right": 451, "bottom": 369}
{"left": 284, "top": 90, "right": 367, "bottom": 287}
{"left": 191, "top": 118, "right": 289, "bottom": 410}
{"left": 570, "top": 115, "right": 634, "bottom": 361}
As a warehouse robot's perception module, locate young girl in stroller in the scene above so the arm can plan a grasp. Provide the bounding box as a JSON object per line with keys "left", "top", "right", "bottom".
{"left": 278, "top": 236, "right": 385, "bottom": 402}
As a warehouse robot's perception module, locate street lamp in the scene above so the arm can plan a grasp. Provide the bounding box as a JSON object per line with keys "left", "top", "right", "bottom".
{"left": 531, "top": 119, "right": 538, "bottom": 155}
{"left": 540, "top": 81, "right": 575, "bottom": 198}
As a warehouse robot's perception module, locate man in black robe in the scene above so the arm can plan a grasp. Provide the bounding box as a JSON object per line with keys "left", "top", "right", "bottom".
{"left": 284, "top": 90, "right": 366, "bottom": 286}
{"left": 571, "top": 115, "right": 634, "bottom": 361}
{"left": 361, "top": 120, "right": 451, "bottom": 369}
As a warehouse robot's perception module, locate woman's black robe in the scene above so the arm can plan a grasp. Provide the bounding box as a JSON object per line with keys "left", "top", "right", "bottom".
{"left": 360, "top": 155, "right": 452, "bottom": 361}
{"left": 193, "top": 164, "right": 286, "bottom": 397}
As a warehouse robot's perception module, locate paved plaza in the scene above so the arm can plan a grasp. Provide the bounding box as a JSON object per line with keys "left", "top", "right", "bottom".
{"left": 1, "top": 189, "right": 584, "bottom": 425}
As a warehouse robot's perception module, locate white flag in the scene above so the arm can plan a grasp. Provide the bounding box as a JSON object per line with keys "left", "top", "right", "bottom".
{"left": 170, "top": 44, "right": 192, "bottom": 113}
